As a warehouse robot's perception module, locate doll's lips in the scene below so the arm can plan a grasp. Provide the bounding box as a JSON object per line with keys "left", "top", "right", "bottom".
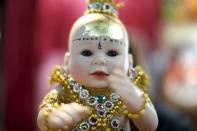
{"left": 90, "top": 71, "right": 109, "bottom": 77}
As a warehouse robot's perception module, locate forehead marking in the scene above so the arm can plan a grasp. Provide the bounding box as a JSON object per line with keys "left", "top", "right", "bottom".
{"left": 98, "top": 37, "right": 102, "bottom": 50}
{"left": 72, "top": 36, "right": 125, "bottom": 47}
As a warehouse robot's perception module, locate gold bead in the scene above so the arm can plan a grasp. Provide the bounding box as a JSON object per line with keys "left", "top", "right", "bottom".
{"left": 102, "top": 123, "right": 107, "bottom": 127}
{"left": 67, "top": 85, "right": 71, "bottom": 89}
{"left": 128, "top": 113, "right": 139, "bottom": 119}
{"left": 128, "top": 113, "right": 132, "bottom": 118}
{"left": 97, "top": 123, "right": 102, "bottom": 127}
{"left": 122, "top": 105, "right": 127, "bottom": 109}
{"left": 111, "top": 110, "right": 115, "bottom": 114}
{"left": 139, "top": 109, "right": 145, "bottom": 115}
{"left": 103, "top": 118, "right": 107, "bottom": 122}
{"left": 64, "top": 81, "right": 68, "bottom": 85}
{"left": 98, "top": 118, "right": 102, "bottom": 122}
{"left": 60, "top": 74, "right": 64, "bottom": 79}
{"left": 132, "top": 114, "right": 140, "bottom": 119}
{"left": 43, "top": 111, "right": 48, "bottom": 117}
{"left": 56, "top": 71, "right": 60, "bottom": 75}
{"left": 72, "top": 95, "right": 77, "bottom": 99}
{"left": 114, "top": 105, "right": 119, "bottom": 110}
{"left": 118, "top": 101, "right": 122, "bottom": 105}
{"left": 92, "top": 114, "right": 97, "bottom": 118}
{"left": 123, "top": 109, "right": 128, "bottom": 114}
{"left": 106, "top": 128, "right": 111, "bottom": 131}
{"left": 54, "top": 103, "right": 59, "bottom": 108}
{"left": 91, "top": 127, "right": 96, "bottom": 130}
{"left": 107, "top": 114, "right": 112, "bottom": 119}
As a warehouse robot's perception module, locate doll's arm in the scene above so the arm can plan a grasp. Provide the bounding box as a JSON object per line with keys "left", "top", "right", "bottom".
{"left": 107, "top": 69, "right": 158, "bottom": 131}
{"left": 37, "top": 88, "right": 91, "bottom": 130}
{"left": 124, "top": 84, "right": 158, "bottom": 131}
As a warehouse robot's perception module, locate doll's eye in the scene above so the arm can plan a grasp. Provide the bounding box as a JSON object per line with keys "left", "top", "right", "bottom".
{"left": 106, "top": 50, "right": 118, "bottom": 57}
{"left": 81, "top": 50, "right": 93, "bottom": 56}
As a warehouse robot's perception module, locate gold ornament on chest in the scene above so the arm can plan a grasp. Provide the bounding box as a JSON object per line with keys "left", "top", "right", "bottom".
{"left": 49, "top": 65, "right": 150, "bottom": 131}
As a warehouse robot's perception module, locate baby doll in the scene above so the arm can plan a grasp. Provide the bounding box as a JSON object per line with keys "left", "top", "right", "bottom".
{"left": 37, "top": 0, "right": 158, "bottom": 130}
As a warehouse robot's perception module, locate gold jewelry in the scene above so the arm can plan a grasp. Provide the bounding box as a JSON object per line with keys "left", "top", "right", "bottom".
{"left": 44, "top": 65, "right": 150, "bottom": 130}
{"left": 128, "top": 66, "right": 150, "bottom": 93}
{"left": 85, "top": 0, "right": 125, "bottom": 17}
{"left": 123, "top": 93, "right": 150, "bottom": 119}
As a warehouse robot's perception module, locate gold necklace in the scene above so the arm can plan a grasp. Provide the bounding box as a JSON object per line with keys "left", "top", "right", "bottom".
{"left": 66, "top": 75, "right": 125, "bottom": 130}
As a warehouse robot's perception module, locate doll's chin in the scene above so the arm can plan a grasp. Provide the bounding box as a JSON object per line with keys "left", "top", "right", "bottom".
{"left": 84, "top": 82, "right": 108, "bottom": 88}
{"left": 92, "top": 86, "right": 108, "bottom": 88}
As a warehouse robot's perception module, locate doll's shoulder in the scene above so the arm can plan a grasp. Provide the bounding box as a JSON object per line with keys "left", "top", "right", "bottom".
{"left": 47, "top": 65, "right": 75, "bottom": 101}
{"left": 49, "top": 65, "right": 68, "bottom": 86}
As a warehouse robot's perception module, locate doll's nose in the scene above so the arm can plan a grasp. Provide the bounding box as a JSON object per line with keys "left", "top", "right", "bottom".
{"left": 92, "top": 57, "right": 106, "bottom": 65}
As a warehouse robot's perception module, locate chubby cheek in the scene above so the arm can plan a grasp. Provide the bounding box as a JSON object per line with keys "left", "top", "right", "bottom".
{"left": 109, "top": 59, "right": 128, "bottom": 74}
{"left": 69, "top": 60, "right": 89, "bottom": 82}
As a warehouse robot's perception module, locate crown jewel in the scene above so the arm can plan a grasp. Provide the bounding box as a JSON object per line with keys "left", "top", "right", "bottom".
{"left": 85, "top": 0, "right": 124, "bottom": 17}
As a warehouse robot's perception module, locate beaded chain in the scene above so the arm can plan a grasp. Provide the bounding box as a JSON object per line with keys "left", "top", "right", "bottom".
{"left": 40, "top": 65, "right": 150, "bottom": 131}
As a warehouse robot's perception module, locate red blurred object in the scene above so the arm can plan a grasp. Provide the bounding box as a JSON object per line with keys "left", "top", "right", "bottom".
{"left": 4, "top": 0, "right": 161, "bottom": 130}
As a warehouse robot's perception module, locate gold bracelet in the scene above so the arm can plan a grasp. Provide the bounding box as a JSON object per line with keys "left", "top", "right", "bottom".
{"left": 133, "top": 66, "right": 150, "bottom": 93}
{"left": 123, "top": 93, "right": 150, "bottom": 119}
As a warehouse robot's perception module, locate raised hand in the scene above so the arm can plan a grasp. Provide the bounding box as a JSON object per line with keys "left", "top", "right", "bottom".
{"left": 107, "top": 68, "right": 144, "bottom": 112}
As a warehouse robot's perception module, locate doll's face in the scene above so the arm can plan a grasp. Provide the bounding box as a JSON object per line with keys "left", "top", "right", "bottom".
{"left": 67, "top": 18, "right": 131, "bottom": 88}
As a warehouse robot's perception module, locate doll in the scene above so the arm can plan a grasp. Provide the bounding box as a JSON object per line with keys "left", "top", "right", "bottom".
{"left": 37, "top": 0, "right": 158, "bottom": 130}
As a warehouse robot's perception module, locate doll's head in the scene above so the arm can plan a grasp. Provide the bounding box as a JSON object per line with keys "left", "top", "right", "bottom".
{"left": 65, "top": 1, "right": 133, "bottom": 88}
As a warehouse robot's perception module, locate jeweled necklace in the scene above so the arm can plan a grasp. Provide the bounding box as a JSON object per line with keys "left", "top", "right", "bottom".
{"left": 66, "top": 75, "right": 125, "bottom": 131}
{"left": 49, "top": 65, "right": 149, "bottom": 131}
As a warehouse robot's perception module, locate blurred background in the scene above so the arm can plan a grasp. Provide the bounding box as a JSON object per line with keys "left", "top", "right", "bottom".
{"left": 1, "top": 0, "right": 197, "bottom": 130}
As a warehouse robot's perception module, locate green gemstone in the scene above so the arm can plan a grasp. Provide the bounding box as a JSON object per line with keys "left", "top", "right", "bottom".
{"left": 96, "top": 95, "right": 106, "bottom": 103}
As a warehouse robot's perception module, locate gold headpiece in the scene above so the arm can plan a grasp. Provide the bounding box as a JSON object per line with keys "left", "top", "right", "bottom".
{"left": 85, "top": 0, "right": 125, "bottom": 17}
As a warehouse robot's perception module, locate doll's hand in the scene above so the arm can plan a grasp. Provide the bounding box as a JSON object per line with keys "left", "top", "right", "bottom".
{"left": 107, "top": 69, "right": 143, "bottom": 112}
{"left": 107, "top": 68, "right": 133, "bottom": 97}
{"left": 47, "top": 102, "right": 91, "bottom": 130}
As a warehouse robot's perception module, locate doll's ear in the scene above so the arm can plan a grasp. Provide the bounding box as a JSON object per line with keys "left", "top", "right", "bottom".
{"left": 128, "top": 54, "right": 133, "bottom": 67}
{"left": 63, "top": 52, "right": 70, "bottom": 75}
{"left": 64, "top": 52, "right": 70, "bottom": 66}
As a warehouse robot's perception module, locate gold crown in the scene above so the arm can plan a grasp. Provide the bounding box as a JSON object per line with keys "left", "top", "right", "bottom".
{"left": 85, "top": 0, "right": 125, "bottom": 17}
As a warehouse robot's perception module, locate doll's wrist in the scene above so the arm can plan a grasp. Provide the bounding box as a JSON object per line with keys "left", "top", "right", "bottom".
{"left": 123, "top": 92, "right": 150, "bottom": 119}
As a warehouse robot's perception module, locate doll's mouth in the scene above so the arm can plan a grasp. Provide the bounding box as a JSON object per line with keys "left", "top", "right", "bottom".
{"left": 90, "top": 71, "right": 109, "bottom": 77}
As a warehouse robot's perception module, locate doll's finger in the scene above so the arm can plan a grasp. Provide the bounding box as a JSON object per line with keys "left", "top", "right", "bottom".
{"left": 69, "top": 103, "right": 92, "bottom": 119}
{"left": 62, "top": 102, "right": 92, "bottom": 114}
{"left": 61, "top": 103, "right": 91, "bottom": 124}
{"left": 48, "top": 115, "right": 64, "bottom": 129}
{"left": 52, "top": 109, "right": 73, "bottom": 125}
{"left": 107, "top": 75, "right": 125, "bottom": 88}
